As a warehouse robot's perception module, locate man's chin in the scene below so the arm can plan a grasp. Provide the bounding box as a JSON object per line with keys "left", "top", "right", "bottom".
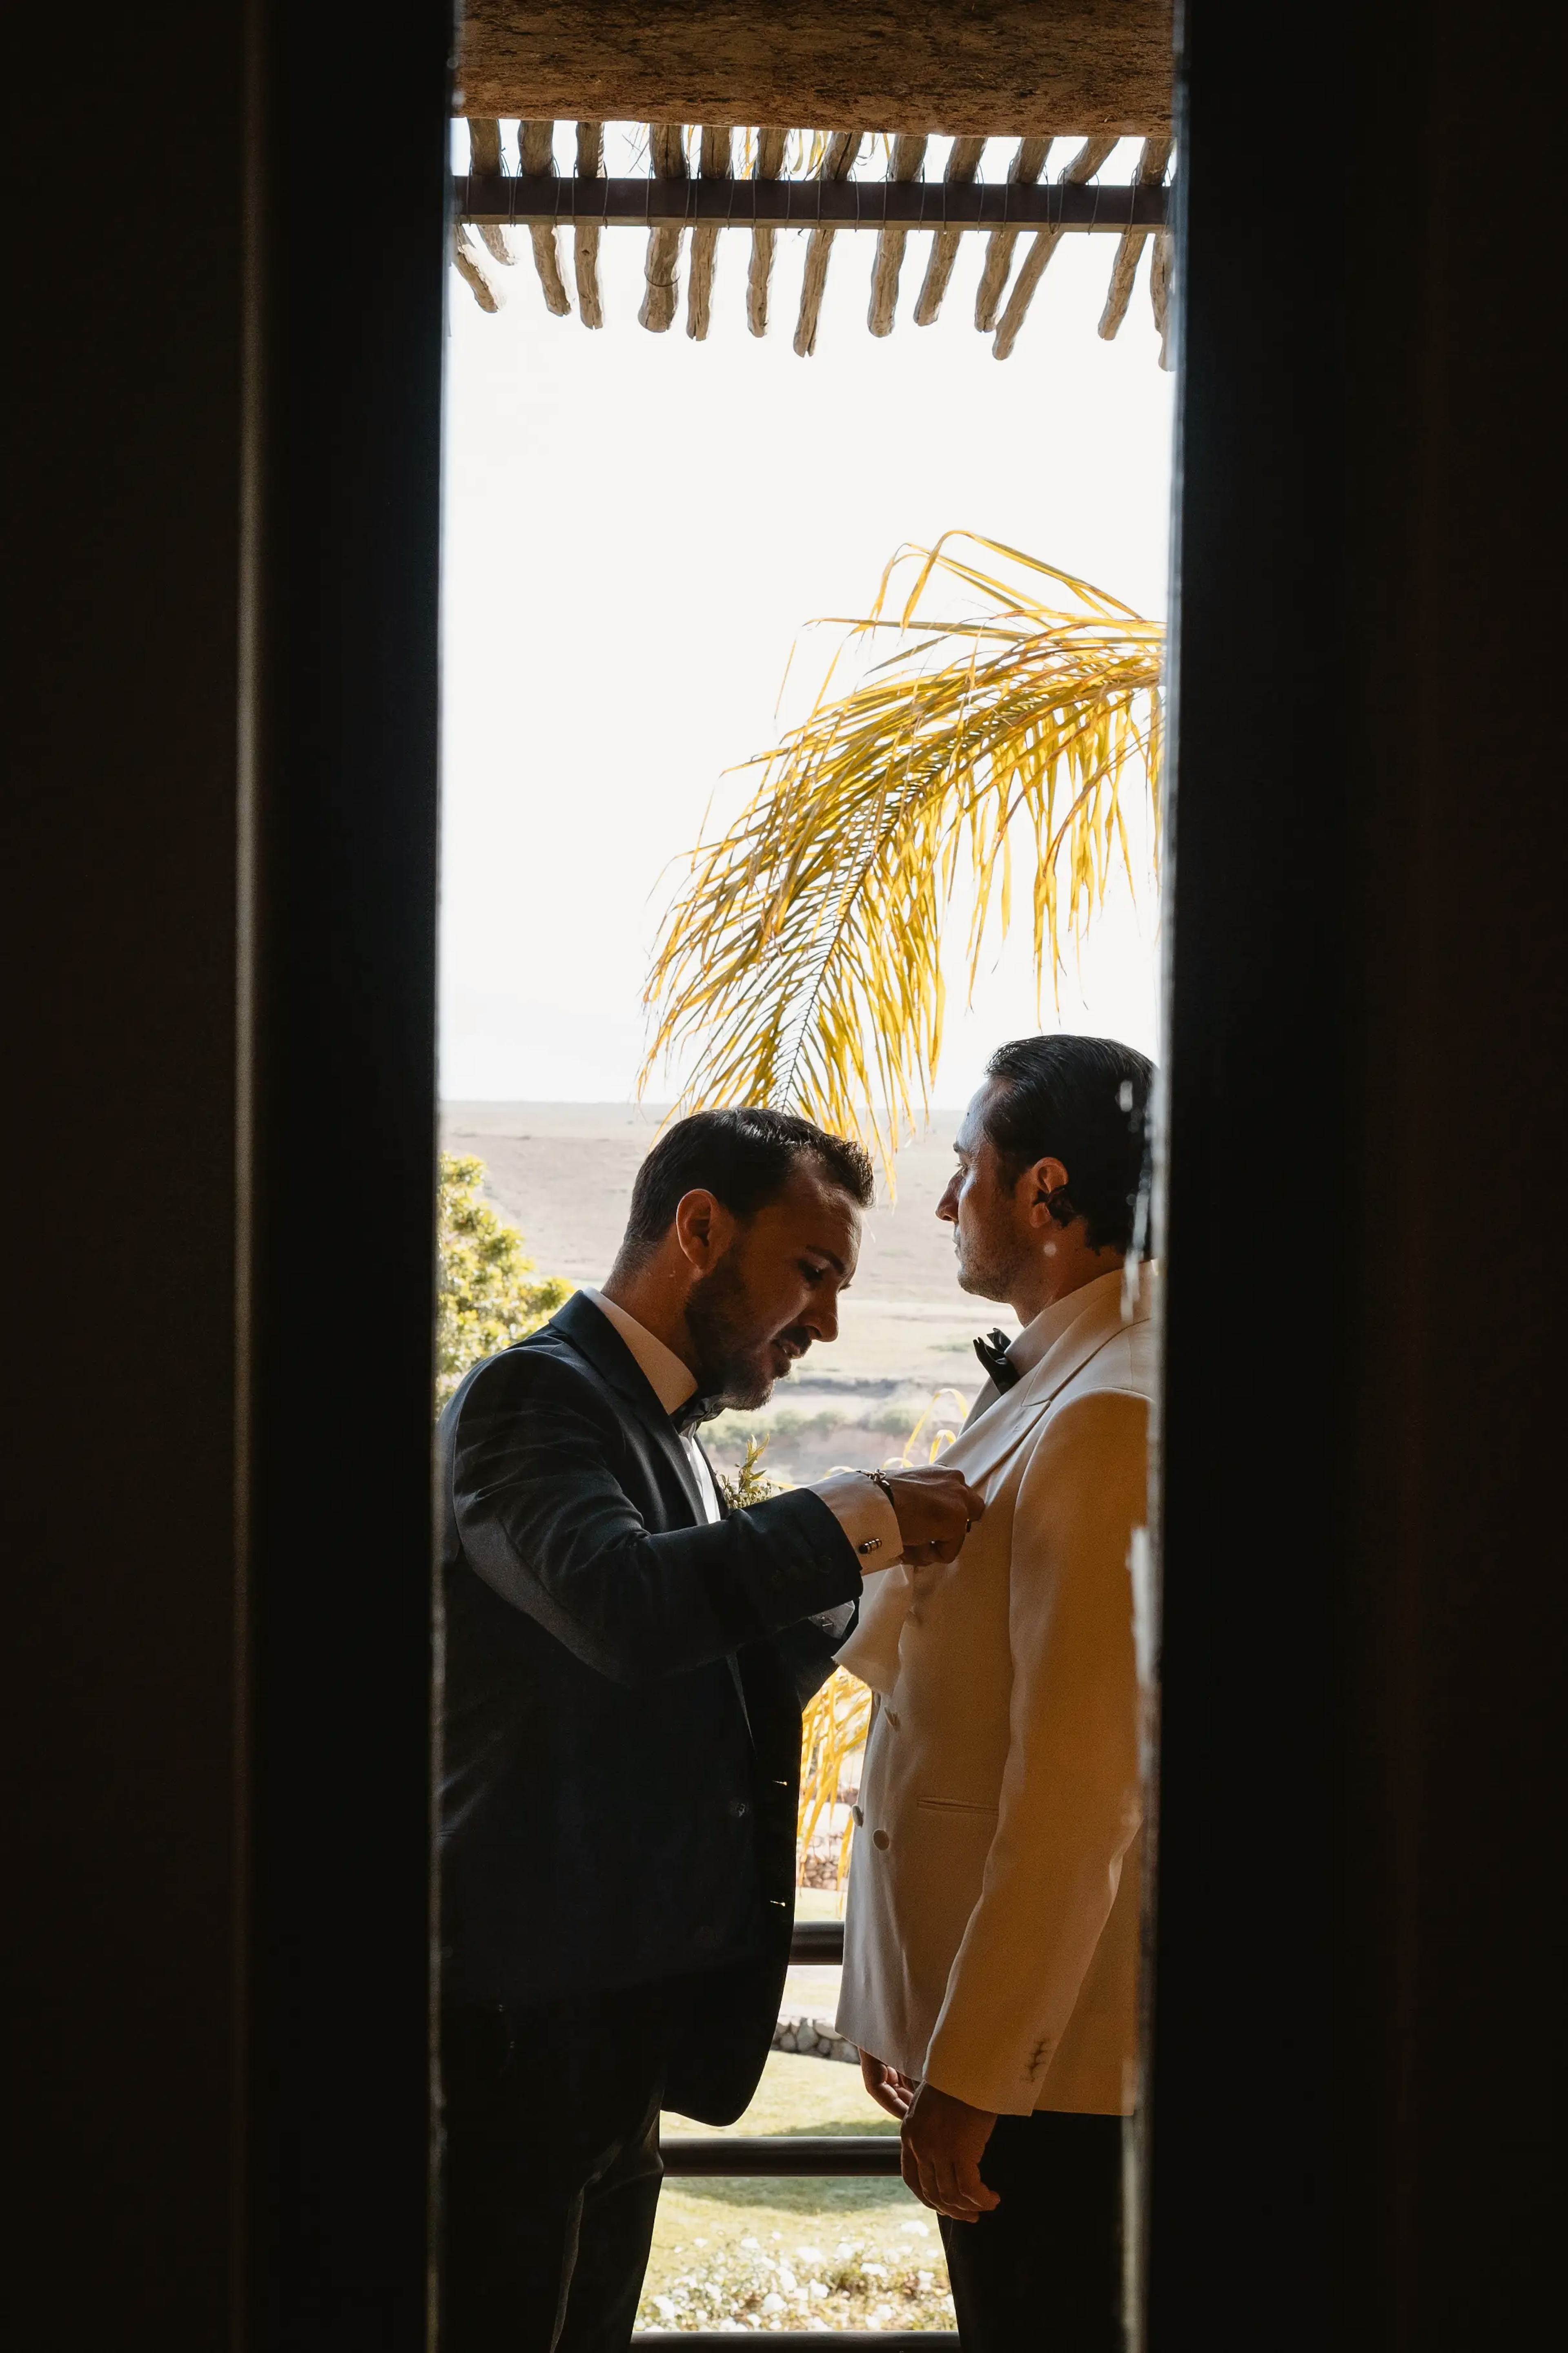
{"left": 713, "top": 1360, "right": 777, "bottom": 1413}
{"left": 706, "top": 1339, "right": 808, "bottom": 1413}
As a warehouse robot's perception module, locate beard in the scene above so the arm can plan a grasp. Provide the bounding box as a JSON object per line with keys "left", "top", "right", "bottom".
{"left": 685, "top": 1253, "right": 806, "bottom": 1414}
{"left": 953, "top": 1218, "right": 1029, "bottom": 1305}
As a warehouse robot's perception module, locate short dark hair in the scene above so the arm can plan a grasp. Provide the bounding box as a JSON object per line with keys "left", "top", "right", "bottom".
{"left": 982, "top": 1033, "right": 1155, "bottom": 1255}
{"left": 618, "top": 1106, "right": 875, "bottom": 1263}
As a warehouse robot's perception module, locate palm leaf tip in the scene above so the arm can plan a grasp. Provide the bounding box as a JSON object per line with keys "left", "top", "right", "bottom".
{"left": 641, "top": 535, "right": 1163, "bottom": 1166}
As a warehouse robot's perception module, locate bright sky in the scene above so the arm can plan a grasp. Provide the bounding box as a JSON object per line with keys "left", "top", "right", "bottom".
{"left": 440, "top": 129, "right": 1175, "bottom": 1106}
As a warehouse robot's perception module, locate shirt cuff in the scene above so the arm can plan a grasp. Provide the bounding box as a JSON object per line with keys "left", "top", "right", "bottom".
{"left": 809, "top": 1470, "right": 902, "bottom": 1569}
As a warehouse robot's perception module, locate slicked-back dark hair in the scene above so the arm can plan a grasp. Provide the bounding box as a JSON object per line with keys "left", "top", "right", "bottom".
{"left": 982, "top": 1033, "right": 1155, "bottom": 1254}
{"left": 617, "top": 1106, "right": 875, "bottom": 1265}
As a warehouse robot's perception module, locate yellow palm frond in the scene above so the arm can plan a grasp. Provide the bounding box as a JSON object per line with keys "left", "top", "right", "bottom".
{"left": 797, "top": 1667, "right": 873, "bottom": 1895}
{"left": 641, "top": 533, "right": 1163, "bottom": 1162}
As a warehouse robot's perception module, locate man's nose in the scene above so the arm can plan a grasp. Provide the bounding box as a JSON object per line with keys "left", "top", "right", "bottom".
{"left": 804, "top": 1291, "right": 840, "bottom": 1344}
{"left": 936, "top": 1182, "right": 958, "bottom": 1223}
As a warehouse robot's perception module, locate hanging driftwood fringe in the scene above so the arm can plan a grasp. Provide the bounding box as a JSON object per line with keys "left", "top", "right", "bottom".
{"left": 913, "top": 136, "right": 987, "bottom": 325}
{"left": 640, "top": 123, "right": 688, "bottom": 331}
{"left": 794, "top": 131, "right": 863, "bottom": 357}
{"left": 1150, "top": 221, "right": 1174, "bottom": 368}
{"left": 449, "top": 121, "right": 1175, "bottom": 362}
{"left": 867, "top": 133, "right": 929, "bottom": 337}
{"left": 467, "top": 119, "right": 513, "bottom": 266}
{"left": 747, "top": 126, "right": 788, "bottom": 337}
{"left": 974, "top": 136, "right": 1051, "bottom": 329}
{"left": 687, "top": 125, "right": 732, "bottom": 340}
{"left": 518, "top": 120, "right": 571, "bottom": 314}
{"left": 991, "top": 132, "right": 1118, "bottom": 359}
{"left": 1098, "top": 134, "right": 1174, "bottom": 340}
{"left": 453, "top": 223, "right": 502, "bottom": 312}
{"left": 573, "top": 120, "right": 604, "bottom": 327}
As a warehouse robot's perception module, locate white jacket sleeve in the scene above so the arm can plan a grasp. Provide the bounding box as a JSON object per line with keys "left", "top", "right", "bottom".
{"left": 921, "top": 1388, "right": 1147, "bottom": 2114}
{"left": 835, "top": 1560, "right": 914, "bottom": 1697}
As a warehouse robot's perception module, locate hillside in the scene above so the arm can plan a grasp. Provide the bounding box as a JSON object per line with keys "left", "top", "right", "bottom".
{"left": 440, "top": 1102, "right": 1016, "bottom": 1481}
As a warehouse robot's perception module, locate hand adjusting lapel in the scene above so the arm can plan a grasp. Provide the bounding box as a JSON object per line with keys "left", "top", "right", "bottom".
{"left": 973, "top": 1329, "right": 1021, "bottom": 1392}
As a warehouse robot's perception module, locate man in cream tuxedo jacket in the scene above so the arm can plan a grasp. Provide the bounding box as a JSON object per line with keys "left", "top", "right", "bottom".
{"left": 836, "top": 1033, "right": 1156, "bottom": 2353}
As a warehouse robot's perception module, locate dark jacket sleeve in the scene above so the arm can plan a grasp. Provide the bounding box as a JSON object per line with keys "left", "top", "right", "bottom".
{"left": 450, "top": 1350, "right": 863, "bottom": 1686}
{"left": 769, "top": 1615, "right": 858, "bottom": 1712}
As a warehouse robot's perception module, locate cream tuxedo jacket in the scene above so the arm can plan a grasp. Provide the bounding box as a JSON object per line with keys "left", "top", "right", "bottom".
{"left": 835, "top": 1266, "right": 1155, "bottom": 2118}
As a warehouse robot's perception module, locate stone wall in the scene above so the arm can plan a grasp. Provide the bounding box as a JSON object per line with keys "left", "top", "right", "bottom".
{"left": 772, "top": 2009, "right": 858, "bottom": 2065}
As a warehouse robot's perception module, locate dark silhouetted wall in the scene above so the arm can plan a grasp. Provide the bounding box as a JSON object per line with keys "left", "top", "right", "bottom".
{"left": 1152, "top": 5, "right": 1566, "bottom": 2346}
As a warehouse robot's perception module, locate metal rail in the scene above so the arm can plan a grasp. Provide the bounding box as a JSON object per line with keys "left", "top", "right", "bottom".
{"left": 649, "top": 1918, "right": 947, "bottom": 2346}
{"left": 661, "top": 2132, "right": 900, "bottom": 2177}
{"left": 635, "top": 2337, "right": 955, "bottom": 2351}
{"left": 455, "top": 174, "right": 1167, "bottom": 231}
{"left": 788, "top": 1917, "right": 845, "bottom": 1964}
{"left": 635, "top": 2337, "right": 956, "bottom": 2351}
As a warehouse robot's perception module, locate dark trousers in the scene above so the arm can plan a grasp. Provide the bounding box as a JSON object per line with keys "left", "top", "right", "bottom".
{"left": 940, "top": 2109, "right": 1125, "bottom": 2353}
{"left": 441, "top": 1981, "right": 682, "bottom": 2353}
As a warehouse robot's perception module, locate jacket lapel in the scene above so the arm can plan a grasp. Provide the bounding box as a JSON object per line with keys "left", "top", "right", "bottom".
{"left": 546, "top": 1291, "right": 707, "bottom": 1524}
{"left": 546, "top": 1295, "right": 754, "bottom": 1740}
{"left": 944, "top": 1273, "right": 1154, "bottom": 1485}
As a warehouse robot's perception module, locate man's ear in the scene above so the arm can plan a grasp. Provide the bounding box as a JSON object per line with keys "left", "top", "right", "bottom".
{"left": 1022, "top": 1156, "right": 1071, "bottom": 1228}
{"left": 673, "top": 1187, "right": 728, "bottom": 1268}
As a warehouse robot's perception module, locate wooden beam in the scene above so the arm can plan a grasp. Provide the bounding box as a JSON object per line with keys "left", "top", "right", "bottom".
{"left": 457, "top": 1, "right": 1174, "bottom": 136}
{"left": 455, "top": 175, "right": 1169, "bottom": 230}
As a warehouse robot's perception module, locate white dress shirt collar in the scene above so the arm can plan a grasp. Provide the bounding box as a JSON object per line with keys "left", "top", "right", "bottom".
{"left": 580, "top": 1286, "right": 697, "bottom": 1417}
{"left": 576, "top": 1289, "right": 893, "bottom": 1581}
{"left": 578, "top": 1289, "right": 899, "bottom": 1572}
{"left": 580, "top": 1287, "right": 724, "bottom": 1527}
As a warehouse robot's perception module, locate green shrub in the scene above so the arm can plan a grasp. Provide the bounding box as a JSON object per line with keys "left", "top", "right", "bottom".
{"left": 436, "top": 1153, "right": 572, "bottom": 1409}
{"left": 864, "top": 1397, "right": 928, "bottom": 1436}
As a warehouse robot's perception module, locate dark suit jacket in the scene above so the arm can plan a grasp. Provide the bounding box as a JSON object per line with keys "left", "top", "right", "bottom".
{"left": 437, "top": 1289, "right": 862, "bottom": 2121}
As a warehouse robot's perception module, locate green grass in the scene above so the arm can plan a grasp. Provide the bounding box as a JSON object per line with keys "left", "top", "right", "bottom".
{"left": 664, "top": 2045, "right": 894, "bottom": 2140}
{"left": 645, "top": 2053, "right": 953, "bottom": 2333}
{"left": 791, "top": 1887, "right": 846, "bottom": 1922}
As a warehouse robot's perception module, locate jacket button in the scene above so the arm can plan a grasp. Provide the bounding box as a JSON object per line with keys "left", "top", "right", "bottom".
{"left": 873, "top": 1829, "right": 891, "bottom": 1850}
{"left": 852, "top": 1804, "right": 864, "bottom": 1827}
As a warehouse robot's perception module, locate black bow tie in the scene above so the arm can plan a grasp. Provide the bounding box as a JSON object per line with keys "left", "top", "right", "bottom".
{"left": 973, "top": 1329, "right": 1021, "bottom": 1393}
{"left": 673, "top": 1393, "right": 719, "bottom": 1436}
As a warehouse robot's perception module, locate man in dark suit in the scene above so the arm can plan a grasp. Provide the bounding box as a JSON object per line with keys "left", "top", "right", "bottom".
{"left": 438, "top": 1106, "right": 981, "bottom": 2353}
